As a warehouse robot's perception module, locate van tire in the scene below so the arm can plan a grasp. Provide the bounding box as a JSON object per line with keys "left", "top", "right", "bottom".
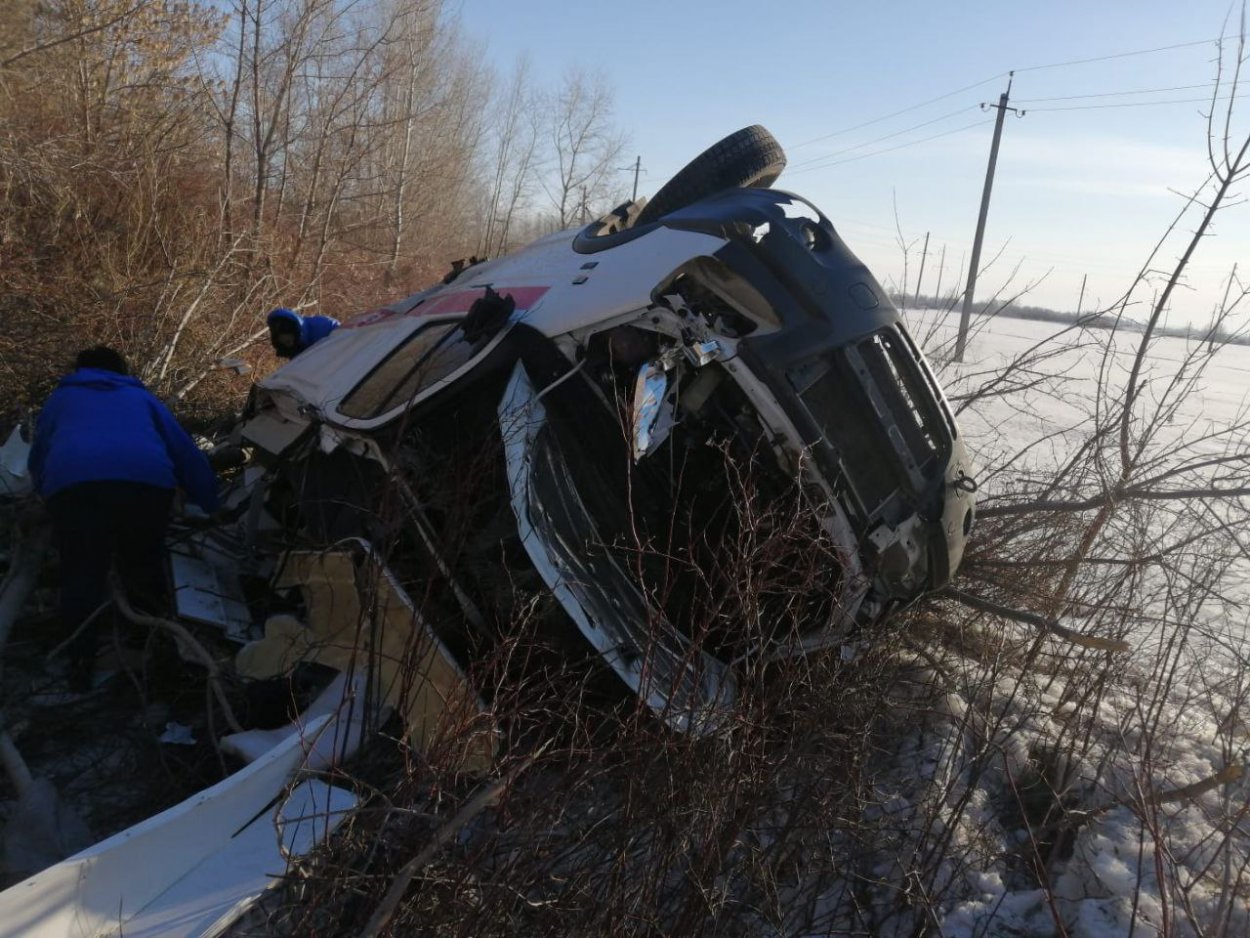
{"left": 635, "top": 125, "right": 787, "bottom": 226}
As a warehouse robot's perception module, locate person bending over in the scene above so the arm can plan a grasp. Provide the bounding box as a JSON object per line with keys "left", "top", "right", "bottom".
{"left": 27, "top": 346, "right": 219, "bottom": 691}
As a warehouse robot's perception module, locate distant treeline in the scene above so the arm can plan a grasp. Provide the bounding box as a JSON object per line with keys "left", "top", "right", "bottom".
{"left": 894, "top": 294, "right": 1250, "bottom": 347}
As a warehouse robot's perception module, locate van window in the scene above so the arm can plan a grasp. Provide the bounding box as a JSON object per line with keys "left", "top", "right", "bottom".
{"left": 338, "top": 322, "right": 475, "bottom": 419}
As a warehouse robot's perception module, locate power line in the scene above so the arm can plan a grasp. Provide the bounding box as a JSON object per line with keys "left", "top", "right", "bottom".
{"left": 1028, "top": 90, "right": 1250, "bottom": 112}
{"left": 788, "top": 104, "right": 980, "bottom": 170}
{"left": 788, "top": 75, "right": 1003, "bottom": 149}
{"left": 1015, "top": 36, "right": 1218, "bottom": 73}
{"left": 785, "top": 118, "right": 995, "bottom": 176}
{"left": 1016, "top": 82, "right": 1215, "bottom": 104}
{"left": 789, "top": 37, "right": 1221, "bottom": 155}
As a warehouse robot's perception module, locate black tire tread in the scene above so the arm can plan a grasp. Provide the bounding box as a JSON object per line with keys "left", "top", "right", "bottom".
{"left": 635, "top": 125, "right": 786, "bottom": 226}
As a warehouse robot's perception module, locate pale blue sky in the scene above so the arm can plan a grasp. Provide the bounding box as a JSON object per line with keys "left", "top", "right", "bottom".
{"left": 454, "top": 0, "right": 1250, "bottom": 325}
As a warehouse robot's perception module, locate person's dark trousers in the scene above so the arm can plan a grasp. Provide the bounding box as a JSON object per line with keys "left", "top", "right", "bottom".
{"left": 46, "top": 481, "right": 174, "bottom": 690}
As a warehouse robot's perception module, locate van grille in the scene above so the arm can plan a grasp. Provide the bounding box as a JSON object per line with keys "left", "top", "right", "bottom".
{"left": 788, "top": 327, "right": 950, "bottom": 519}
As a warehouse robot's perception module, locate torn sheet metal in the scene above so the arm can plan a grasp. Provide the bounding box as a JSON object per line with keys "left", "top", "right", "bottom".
{"left": 170, "top": 534, "right": 255, "bottom": 644}
{"left": 239, "top": 409, "right": 307, "bottom": 457}
{"left": 237, "top": 546, "right": 498, "bottom": 773}
{"left": 222, "top": 671, "right": 382, "bottom": 771}
{"left": 121, "top": 779, "right": 354, "bottom": 937}
{"left": 0, "top": 715, "right": 352, "bottom": 938}
{"left": 499, "top": 362, "right": 735, "bottom": 735}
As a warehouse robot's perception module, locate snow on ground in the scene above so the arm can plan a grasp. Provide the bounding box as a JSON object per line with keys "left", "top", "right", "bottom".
{"left": 885, "top": 312, "right": 1250, "bottom": 937}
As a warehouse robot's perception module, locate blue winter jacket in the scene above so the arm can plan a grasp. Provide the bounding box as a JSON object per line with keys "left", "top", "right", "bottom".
{"left": 27, "top": 369, "right": 219, "bottom": 511}
{"left": 267, "top": 308, "right": 340, "bottom": 356}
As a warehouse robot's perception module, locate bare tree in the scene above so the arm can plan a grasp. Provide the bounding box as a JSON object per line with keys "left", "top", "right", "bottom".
{"left": 544, "top": 67, "right": 626, "bottom": 229}
{"left": 360, "top": 0, "right": 487, "bottom": 285}
{"left": 478, "top": 56, "right": 541, "bottom": 257}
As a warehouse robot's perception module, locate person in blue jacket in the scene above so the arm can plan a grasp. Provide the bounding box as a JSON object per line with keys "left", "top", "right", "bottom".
{"left": 28, "top": 346, "right": 219, "bottom": 691}
{"left": 266, "top": 307, "right": 340, "bottom": 359}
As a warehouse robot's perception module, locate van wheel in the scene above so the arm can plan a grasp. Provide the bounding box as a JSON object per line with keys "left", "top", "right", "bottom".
{"left": 635, "top": 125, "right": 787, "bottom": 226}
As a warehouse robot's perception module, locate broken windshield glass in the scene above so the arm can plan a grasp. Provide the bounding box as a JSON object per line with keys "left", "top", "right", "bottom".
{"left": 338, "top": 322, "right": 476, "bottom": 420}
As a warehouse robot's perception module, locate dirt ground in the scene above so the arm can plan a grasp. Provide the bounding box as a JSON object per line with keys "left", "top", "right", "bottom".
{"left": 0, "top": 518, "right": 331, "bottom": 888}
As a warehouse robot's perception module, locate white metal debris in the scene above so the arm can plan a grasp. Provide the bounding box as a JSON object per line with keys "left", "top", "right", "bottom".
{"left": 169, "top": 536, "right": 254, "bottom": 644}
{"left": 0, "top": 715, "right": 355, "bottom": 938}
{"left": 222, "top": 670, "right": 381, "bottom": 770}
{"left": 0, "top": 427, "right": 31, "bottom": 499}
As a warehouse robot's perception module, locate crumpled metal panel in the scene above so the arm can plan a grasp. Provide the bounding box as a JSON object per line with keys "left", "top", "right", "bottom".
{"left": 498, "top": 362, "right": 735, "bottom": 734}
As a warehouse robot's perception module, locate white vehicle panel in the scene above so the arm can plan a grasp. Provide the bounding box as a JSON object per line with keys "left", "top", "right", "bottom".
{"left": 258, "top": 224, "right": 728, "bottom": 426}
{"left": 500, "top": 226, "right": 729, "bottom": 338}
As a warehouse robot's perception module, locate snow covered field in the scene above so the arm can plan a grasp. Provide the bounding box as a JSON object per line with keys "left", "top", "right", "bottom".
{"left": 877, "top": 312, "right": 1250, "bottom": 937}
{"left": 913, "top": 311, "right": 1250, "bottom": 470}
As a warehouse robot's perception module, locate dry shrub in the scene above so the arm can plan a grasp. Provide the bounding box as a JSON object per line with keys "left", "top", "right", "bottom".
{"left": 242, "top": 614, "right": 920, "bottom": 936}
{"left": 0, "top": 0, "right": 491, "bottom": 422}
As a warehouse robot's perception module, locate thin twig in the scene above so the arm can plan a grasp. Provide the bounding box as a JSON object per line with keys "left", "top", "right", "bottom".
{"left": 360, "top": 748, "right": 544, "bottom": 938}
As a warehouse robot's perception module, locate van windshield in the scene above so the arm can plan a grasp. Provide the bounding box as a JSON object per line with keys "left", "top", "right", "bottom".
{"left": 338, "top": 322, "right": 475, "bottom": 419}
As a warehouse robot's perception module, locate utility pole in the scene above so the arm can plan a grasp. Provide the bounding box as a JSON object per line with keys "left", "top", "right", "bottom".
{"left": 933, "top": 244, "right": 948, "bottom": 305}
{"left": 619, "top": 155, "right": 643, "bottom": 201}
{"left": 954, "top": 74, "right": 1024, "bottom": 362}
{"left": 1076, "top": 273, "right": 1087, "bottom": 317}
{"left": 913, "top": 231, "right": 930, "bottom": 308}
